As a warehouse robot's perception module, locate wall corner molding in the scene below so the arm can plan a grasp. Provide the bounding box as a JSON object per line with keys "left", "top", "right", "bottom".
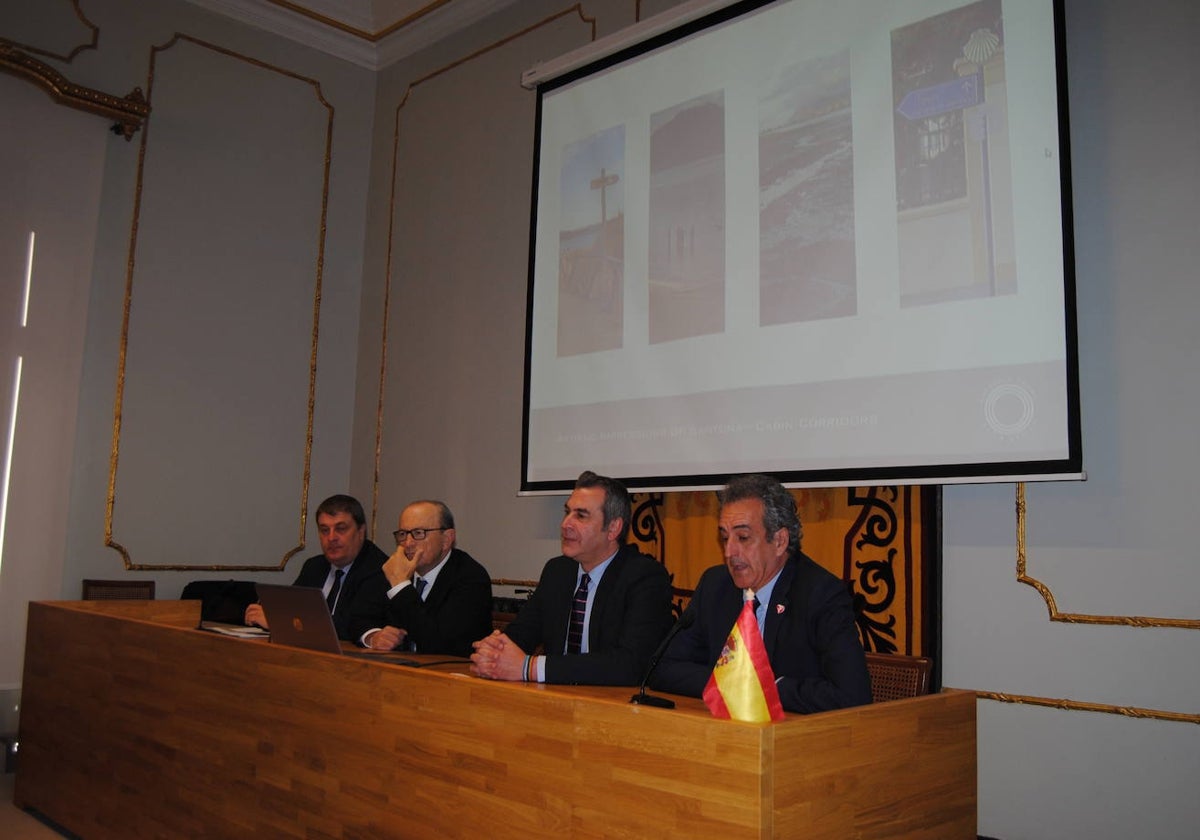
{"left": 1015, "top": 482, "right": 1199, "bottom": 630}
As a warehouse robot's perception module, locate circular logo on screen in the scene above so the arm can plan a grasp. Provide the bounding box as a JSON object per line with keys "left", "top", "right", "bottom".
{"left": 983, "top": 382, "right": 1035, "bottom": 436}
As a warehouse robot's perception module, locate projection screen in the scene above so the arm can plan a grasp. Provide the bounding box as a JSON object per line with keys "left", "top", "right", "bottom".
{"left": 522, "top": 0, "right": 1081, "bottom": 492}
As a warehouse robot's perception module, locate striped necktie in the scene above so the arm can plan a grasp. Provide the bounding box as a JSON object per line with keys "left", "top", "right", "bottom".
{"left": 566, "top": 572, "right": 591, "bottom": 654}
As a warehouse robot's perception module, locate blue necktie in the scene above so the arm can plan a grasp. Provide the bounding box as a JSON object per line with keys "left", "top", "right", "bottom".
{"left": 414, "top": 577, "right": 427, "bottom": 599}
{"left": 566, "top": 573, "right": 591, "bottom": 654}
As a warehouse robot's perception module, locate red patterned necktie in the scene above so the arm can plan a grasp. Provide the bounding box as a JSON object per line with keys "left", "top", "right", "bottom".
{"left": 566, "top": 573, "right": 591, "bottom": 654}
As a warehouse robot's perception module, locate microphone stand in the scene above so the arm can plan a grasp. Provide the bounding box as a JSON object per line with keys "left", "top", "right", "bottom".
{"left": 630, "top": 611, "right": 695, "bottom": 708}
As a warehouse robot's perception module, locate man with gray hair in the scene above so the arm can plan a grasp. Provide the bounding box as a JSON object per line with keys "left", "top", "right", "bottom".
{"left": 651, "top": 473, "right": 871, "bottom": 713}
{"left": 470, "top": 470, "right": 673, "bottom": 685}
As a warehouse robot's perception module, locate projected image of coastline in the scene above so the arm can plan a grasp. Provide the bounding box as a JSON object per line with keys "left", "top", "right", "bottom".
{"left": 557, "top": 124, "right": 625, "bottom": 357}
{"left": 892, "top": 0, "right": 1015, "bottom": 306}
{"left": 758, "top": 51, "right": 856, "bottom": 327}
{"left": 648, "top": 91, "right": 725, "bottom": 344}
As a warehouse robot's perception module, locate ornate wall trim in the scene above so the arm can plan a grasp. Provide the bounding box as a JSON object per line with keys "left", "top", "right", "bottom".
{"left": 1003, "top": 483, "right": 1197, "bottom": 723}
{"left": 1016, "top": 483, "right": 1200, "bottom": 629}
{"left": 1, "top": 0, "right": 97, "bottom": 62}
{"left": 0, "top": 43, "right": 148, "bottom": 138}
{"left": 263, "top": 0, "right": 455, "bottom": 42}
{"left": 106, "top": 33, "right": 332, "bottom": 570}
{"left": 976, "top": 689, "right": 1199, "bottom": 725}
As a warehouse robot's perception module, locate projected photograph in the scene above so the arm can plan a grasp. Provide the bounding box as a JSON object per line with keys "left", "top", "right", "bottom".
{"left": 648, "top": 91, "right": 726, "bottom": 344}
{"left": 557, "top": 124, "right": 625, "bottom": 357}
{"left": 758, "top": 50, "right": 856, "bottom": 327}
{"left": 892, "top": 0, "right": 1016, "bottom": 306}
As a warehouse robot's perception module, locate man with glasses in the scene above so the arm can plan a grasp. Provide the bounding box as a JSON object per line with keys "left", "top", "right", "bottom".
{"left": 244, "top": 494, "right": 390, "bottom": 640}
{"left": 349, "top": 499, "right": 493, "bottom": 657}
{"left": 469, "top": 471, "right": 673, "bottom": 685}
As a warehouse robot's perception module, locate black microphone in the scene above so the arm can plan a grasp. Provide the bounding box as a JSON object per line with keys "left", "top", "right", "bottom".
{"left": 630, "top": 610, "right": 695, "bottom": 708}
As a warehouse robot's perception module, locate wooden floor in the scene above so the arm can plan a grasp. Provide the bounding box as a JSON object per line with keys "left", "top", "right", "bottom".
{"left": 2, "top": 773, "right": 69, "bottom": 838}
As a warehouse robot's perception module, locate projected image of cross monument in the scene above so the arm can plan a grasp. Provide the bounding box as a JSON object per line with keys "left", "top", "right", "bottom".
{"left": 556, "top": 124, "right": 625, "bottom": 357}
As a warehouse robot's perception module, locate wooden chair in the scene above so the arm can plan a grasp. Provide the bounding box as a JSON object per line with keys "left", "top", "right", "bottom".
{"left": 81, "top": 579, "right": 156, "bottom": 600}
{"left": 491, "top": 581, "right": 537, "bottom": 633}
{"left": 865, "top": 652, "right": 932, "bottom": 702}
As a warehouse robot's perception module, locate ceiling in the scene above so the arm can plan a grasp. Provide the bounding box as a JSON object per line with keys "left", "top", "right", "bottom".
{"left": 182, "top": 0, "right": 520, "bottom": 69}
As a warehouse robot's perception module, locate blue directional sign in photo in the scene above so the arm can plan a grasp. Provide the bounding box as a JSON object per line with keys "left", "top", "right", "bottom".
{"left": 897, "top": 73, "right": 982, "bottom": 121}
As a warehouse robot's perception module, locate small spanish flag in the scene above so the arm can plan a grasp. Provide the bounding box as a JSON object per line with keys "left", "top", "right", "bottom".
{"left": 702, "top": 590, "right": 785, "bottom": 722}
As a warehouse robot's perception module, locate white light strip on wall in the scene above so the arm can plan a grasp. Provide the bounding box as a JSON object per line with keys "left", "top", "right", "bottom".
{"left": 21, "top": 230, "right": 34, "bottom": 327}
{"left": 0, "top": 231, "right": 35, "bottom": 571}
{"left": 0, "top": 357, "right": 23, "bottom": 574}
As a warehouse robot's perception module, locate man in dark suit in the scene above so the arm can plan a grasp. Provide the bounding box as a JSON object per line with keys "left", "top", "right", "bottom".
{"left": 244, "top": 494, "right": 389, "bottom": 640}
{"left": 350, "top": 499, "right": 492, "bottom": 657}
{"left": 651, "top": 473, "right": 871, "bottom": 714}
{"left": 470, "top": 471, "right": 674, "bottom": 685}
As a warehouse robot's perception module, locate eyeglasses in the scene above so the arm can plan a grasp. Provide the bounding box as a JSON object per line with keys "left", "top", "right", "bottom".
{"left": 393, "top": 527, "right": 447, "bottom": 544}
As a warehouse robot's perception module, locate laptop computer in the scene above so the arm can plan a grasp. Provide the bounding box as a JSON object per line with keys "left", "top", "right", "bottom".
{"left": 255, "top": 583, "right": 427, "bottom": 665}
{"left": 256, "top": 583, "right": 344, "bottom": 654}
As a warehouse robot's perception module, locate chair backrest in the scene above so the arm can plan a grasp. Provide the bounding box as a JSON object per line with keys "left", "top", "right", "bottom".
{"left": 865, "top": 652, "right": 933, "bottom": 702}
{"left": 490, "top": 582, "right": 537, "bottom": 633}
{"left": 81, "top": 579, "right": 156, "bottom": 600}
{"left": 181, "top": 579, "right": 258, "bottom": 623}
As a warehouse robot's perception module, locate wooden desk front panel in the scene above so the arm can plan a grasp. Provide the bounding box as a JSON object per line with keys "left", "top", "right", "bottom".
{"left": 16, "top": 601, "right": 975, "bottom": 838}
{"left": 17, "top": 601, "right": 769, "bottom": 838}
{"left": 771, "top": 691, "right": 976, "bottom": 838}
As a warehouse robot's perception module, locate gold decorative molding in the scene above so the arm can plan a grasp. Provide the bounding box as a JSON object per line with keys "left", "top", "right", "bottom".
{"left": 264, "top": 0, "right": 455, "bottom": 42}
{"left": 1, "top": 0, "right": 98, "bottom": 62}
{"left": 976, "top": 689, "right": 1199, "bottom": 725}
{"left": 371, "top": 4, "right": 597, "bottom": 531}
{"left": 491, "top": 578, "right": 539, "bottom": 588}
{"left": 0, "top": 42, "right": 149, "bottom": 139}
{"left": 106, "top": 33, "right": 333, "bottom": 570}
{"left": 1016, "top": 483, "right": 1200, "bottom": 629}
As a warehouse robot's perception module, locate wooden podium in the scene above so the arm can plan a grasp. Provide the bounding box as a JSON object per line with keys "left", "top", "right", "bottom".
{"left": 15, "top": 600, "right": 976, "bottom": 838}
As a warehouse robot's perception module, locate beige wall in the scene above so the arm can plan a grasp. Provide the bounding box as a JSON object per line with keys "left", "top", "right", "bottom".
{"left": 353, "top": 1, "right": 650, "bottom": 576}
{"left": 0, "top": 74, "right": 106, "bottom": 697}
{"left": 1, "top": 0, "right": 378, "bottom": 609}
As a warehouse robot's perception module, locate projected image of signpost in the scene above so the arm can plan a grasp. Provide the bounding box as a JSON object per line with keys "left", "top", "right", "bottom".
{"left": 557, "top": 125, "right": 625, "bottom": 357}
{"left": 758, "top": 51, "right": 856, "bottom": 326}
{"left": 892, "top": 0, "right": 1015, "bottom": 306}
{"left": 648, "top": 91, "right": 726, "bottom": 344}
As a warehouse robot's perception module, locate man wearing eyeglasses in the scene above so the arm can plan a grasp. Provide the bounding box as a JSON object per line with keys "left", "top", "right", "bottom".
{"left": 349, "top": 499, "right": 493, "bottom": 657}
{"left": 244, "top": 494, "right": 390, "bottom": 640}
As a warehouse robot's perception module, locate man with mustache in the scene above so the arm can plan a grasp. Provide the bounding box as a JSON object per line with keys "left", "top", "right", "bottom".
{"left": 651, "top": 473, "right": 871, "bottom": 714}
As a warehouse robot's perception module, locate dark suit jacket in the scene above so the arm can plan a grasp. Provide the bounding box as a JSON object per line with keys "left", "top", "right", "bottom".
{"left": 650, "top": 554, "right": 871, "bottom": 714}
{"left": 504, "top": 543, "right": 674, "bottom": 686}
{"left": 291, "top": 540, "right": 389, "bottom": 641}
{"left": 348, "top": 547, "right": 492, "bottom": 657}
